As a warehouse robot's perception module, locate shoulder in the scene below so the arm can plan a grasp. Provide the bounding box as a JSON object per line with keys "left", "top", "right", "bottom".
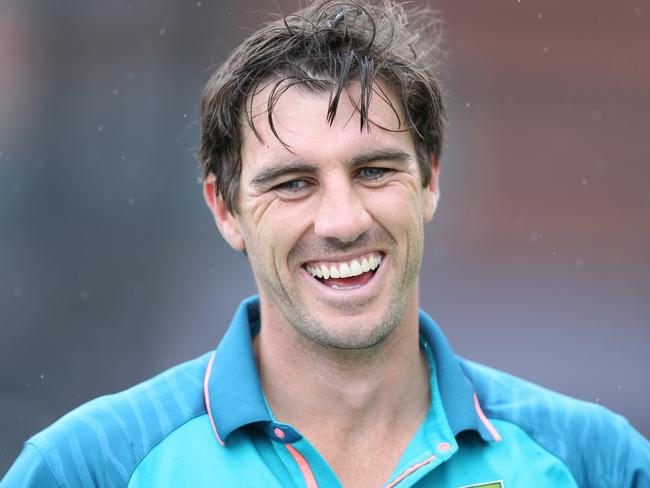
{"left": 458, "top": 357, "right": 650, "bottom": 487}
{"left": 459, "top": 357, "right": 619, "bottom": 432}
{"left": 3, "top": 352, "right": 212, "bottom": 487}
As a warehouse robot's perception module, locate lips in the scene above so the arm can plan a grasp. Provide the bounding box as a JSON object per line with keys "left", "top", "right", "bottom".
{"left": 303, "top": 252, "right": 383, "bottom": 289}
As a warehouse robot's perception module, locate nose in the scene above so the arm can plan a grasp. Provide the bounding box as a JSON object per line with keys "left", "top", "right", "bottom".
{"left": 313, "top": 182, "right": 372, "bottom": 243}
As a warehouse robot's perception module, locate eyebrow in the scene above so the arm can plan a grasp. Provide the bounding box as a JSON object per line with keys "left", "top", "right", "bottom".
{"left": 249, "top": 148, "right": 413, "bottom": 188}
{"left": 349, "top": 148, "right": 413, "bottom": 167}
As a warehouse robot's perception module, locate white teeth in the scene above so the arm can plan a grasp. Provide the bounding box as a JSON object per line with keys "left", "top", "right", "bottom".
{"left": 306, "top": 253, "right": 382, "bottom": 281}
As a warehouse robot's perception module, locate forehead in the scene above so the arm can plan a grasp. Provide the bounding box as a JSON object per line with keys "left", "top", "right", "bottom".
{"left": 240, "top": 79, "right": 414, "bottom": 172}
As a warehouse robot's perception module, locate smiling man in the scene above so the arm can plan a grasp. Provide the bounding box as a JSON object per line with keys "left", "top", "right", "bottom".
{"left": 3, "top": 1, "right": 649, "bottom": 487}
{"left": 204, "top": 80, "right": 435, "bottom": 487}
{"left": 216, "top": 80, "right": 432, "bottom": 352}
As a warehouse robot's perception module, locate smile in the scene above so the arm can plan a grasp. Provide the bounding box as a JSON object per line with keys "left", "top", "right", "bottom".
{"left": 303, "top": 252, "right": 383, "bottom": 289}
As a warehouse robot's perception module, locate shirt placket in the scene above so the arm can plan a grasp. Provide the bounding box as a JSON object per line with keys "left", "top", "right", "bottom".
{"left": 269, "top": 425, "right": 343, "bottom": 488}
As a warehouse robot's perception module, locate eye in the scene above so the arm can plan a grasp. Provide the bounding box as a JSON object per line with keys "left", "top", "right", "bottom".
{"left": 357, "top": 167, "right": 392, "bottom": 181}
{"left": 272, "top": 178, "right": 311, "bottom": 196}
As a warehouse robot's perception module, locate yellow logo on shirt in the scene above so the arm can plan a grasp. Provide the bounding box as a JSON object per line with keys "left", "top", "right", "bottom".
{"left": 458, "top": 481, "right": 504, "bottom": 488}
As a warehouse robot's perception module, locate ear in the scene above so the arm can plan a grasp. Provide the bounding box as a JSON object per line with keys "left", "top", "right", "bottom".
{"left": 422, "top": 154, "right": 440, "bottom": 223}
{"left": 203, "top": 173, "right": 246, "bottom": 252}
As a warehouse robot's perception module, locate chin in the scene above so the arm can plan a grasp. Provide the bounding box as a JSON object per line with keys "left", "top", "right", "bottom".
{"left": 289, "top": 304, "right": 404, "bottom": 351}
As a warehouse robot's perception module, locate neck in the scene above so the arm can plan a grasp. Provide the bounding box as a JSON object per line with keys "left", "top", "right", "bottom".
{"left": 254, "top": 299, "right": 430, "bottom": 439}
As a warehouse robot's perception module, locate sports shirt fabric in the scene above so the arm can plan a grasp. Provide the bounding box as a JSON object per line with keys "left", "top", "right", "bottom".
{"left": 2, "top": 296, "right": 649, "bottom": 487}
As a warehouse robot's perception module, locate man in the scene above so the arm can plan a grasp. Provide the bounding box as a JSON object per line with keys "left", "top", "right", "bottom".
{"left": 3, "top": 0, "right": 649, "bottom": 486}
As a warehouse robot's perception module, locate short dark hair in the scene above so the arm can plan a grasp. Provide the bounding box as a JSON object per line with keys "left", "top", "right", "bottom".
{"left": 200, "top": 0, "right": 445, "bottom": 213}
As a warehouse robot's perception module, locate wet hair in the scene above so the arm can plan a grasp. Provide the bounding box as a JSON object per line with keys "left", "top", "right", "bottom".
{"left": 200, "top": 0, "right": 445, "bottom": 213}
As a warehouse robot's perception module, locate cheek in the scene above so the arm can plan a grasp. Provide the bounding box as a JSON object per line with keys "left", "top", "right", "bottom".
{"left": 364, "top": 185, "right": 424, "bottom": 230}
{"left": 251, "top": 204, "right": 312, "bottom": 269}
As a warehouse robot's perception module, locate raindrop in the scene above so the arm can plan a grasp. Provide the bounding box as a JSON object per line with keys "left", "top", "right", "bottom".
{"left": 581, "top": 177, "right": 588, "bottom": 186}
{"left": 40, "top": 373, "right": 45, "bottom": 380}
{"left": 112, "top": 88, "right": 119, "bottom": 95}
{"left": 160, "top": 28, "right": 166, "bottom": 36}
{"left": 542, "top": 46, "right": 549, "bottom": 54}
{"left": 633, "top": 7, "right": 642, "bottom": 16}
{"left": 197, "top": 1, "right": 202, "bottom": 6}
{"left": 128, "top": 197, "right": 135, "bottom": 205}
{"left": 465, "top": 102, "right": 471, "bottom": 108}
{"left": 537, "top": 13, "right": 543, "bottom": 19}
{"left": 98, "top": 125, "right": 104, "bottom": 132}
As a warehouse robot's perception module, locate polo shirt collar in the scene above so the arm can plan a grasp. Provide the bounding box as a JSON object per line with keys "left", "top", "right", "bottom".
{"left": 418, "top": 311, "right": 500, "bottom": 442}
{"left": 204, "top": 296, "right": 499, "bottom": 444}
{"left": 204, "top": 296, "right": 271, "bottom": 445}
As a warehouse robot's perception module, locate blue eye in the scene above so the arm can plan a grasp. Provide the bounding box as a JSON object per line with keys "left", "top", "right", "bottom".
{"left": 274, "top": 179, "right": 308, "bottom": 192}
{"left": 358, "top": 167, "right": 389, "bottom": 180}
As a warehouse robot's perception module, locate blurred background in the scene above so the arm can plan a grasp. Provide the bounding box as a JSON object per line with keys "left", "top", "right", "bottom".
{"left": 1, "top": 0, "right": 648, "bottom": 474}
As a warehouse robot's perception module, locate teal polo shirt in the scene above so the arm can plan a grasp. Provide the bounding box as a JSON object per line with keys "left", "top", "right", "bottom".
{"left": 3, "top": 296, "right": 649, "bottom": 487}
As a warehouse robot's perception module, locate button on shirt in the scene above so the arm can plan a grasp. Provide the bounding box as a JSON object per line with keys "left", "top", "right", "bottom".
{"left": 3, "top": 296, "right": 649, "bottom": 487}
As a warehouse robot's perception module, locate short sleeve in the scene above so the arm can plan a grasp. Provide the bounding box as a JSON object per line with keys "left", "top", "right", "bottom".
{"left": 1, "top": 443, "right": 60, "bottom": 487}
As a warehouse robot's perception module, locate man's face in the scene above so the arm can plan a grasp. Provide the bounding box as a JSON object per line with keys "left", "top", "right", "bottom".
{"left": 208, "top": 81, "right": 439, "bottom": 350}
